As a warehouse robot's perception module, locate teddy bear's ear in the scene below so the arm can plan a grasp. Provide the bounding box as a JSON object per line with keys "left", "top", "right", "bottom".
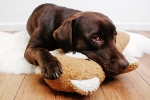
{"left": 116, "top": 31, "right": 130, "bottom": 52}
{"left": 70, "top": 77, "right": 100, "bottom": 95}
{"left": 53, "top": 17, "right": 76, "bottom": 52}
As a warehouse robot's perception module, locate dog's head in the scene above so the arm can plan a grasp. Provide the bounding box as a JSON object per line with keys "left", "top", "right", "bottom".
{"left": 53, "top": 12, "right": 129, "bottom": 76}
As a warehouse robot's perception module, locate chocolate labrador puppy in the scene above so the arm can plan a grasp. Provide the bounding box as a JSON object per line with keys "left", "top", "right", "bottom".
{"left": 25, "top": 3, "right": 129, "bottom": 79}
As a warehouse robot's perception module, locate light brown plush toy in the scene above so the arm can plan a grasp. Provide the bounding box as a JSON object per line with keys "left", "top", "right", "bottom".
{"left": 35, "top": 31, "right": 138, "bottom": 95}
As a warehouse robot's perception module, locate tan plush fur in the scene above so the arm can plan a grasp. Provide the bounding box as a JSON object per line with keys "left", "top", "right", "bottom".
{"left": 44, "top": 55, "right": 105, "bottom": 95}
{"left": 116, "top": 31, "right": 130, "bottom": 52}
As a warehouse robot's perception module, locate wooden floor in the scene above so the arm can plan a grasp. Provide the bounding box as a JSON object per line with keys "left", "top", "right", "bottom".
{"left": 0, "top": 31, "right": 150, "bottom": 100}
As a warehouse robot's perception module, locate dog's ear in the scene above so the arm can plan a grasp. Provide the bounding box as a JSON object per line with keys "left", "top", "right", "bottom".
{"left": 53, "top": 17, "right": 76, "bottom": 51}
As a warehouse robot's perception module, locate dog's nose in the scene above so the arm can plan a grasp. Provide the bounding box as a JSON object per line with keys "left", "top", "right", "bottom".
{"left": 119, "top": 60, "right": 129, "bottom": 70}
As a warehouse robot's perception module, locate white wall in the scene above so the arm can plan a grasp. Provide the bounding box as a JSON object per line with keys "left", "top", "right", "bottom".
{"left": 0, "top": 0, "right": 150, "bottom": 31}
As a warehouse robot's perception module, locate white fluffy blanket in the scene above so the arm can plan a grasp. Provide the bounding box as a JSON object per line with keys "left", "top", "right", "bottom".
{"left": 0, "top": 31, "right": 150, "bottom": 74}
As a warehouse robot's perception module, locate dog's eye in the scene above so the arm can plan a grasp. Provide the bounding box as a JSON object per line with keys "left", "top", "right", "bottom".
{"left": 92, "top": 35, "right": 102, "bottom": 42}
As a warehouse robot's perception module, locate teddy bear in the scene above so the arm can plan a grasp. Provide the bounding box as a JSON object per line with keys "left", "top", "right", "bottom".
{"left": 35, "top": 31, "right": 139, "bottom": 95}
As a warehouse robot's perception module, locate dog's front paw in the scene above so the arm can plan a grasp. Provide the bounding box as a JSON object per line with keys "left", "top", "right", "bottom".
{"left": 41, "top": 61, "right": 63, "bottom": 80}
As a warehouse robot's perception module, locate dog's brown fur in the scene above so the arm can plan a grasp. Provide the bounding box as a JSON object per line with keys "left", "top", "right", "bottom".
{"left": 25, "top": 3, "right": 129, "bottom": 79}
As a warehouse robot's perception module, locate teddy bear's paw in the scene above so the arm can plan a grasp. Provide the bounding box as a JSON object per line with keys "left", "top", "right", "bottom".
{"left": 123, "top": 56, "right": 139, "bottom": 73}
{"left": 70, "top": 77, "right": 100, "bottom": 95}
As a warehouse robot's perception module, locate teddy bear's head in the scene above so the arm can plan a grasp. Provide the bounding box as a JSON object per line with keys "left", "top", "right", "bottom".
{"left": 44, "top": 55, "right": 105, "bottom": 95}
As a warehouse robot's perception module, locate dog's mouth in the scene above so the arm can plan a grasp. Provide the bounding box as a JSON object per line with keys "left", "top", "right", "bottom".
{"left": 101, "top": 60, "right": 129, "bottom": 76}
{"left": 81, "top": 51, "right": 129, "bottom": 76}
{"left": 98, "top": 63, "right": 120, "bottom": 76}
{"left": 104, "top": 69, "right": 121, "bottom": 76}
{"left": 93, "top": 56, "right": 128, "bottom": 76}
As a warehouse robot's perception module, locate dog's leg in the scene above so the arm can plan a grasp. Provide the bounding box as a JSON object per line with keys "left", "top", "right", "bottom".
{"left": 24, "top": 29, "right": 63, "bottom": 80}
{"left": 24, "top": 47, "right": 63, "bottom": 79}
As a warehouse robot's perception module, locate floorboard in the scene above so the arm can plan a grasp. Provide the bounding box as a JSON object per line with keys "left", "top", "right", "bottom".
{"left": 0, "top": 74, "right": 25, "bottom": 100}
